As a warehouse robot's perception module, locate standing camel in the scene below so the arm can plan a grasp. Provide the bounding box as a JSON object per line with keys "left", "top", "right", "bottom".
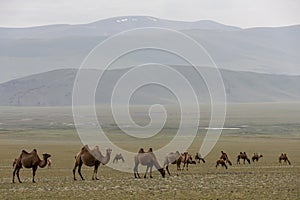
{"left": 195, "top": 153, "right": 206, "bottom": 163}
{"left": 279, "top": 153, "right": 291, "bottom": 165}
{"left": 134, "top": 148, "right": 165, "bottom": 178}
{"left": 113, "top": 153, "right": 125, "bottom": 163}
{"left": 220, "top": 151, "right": 232, "bottom": 166}
{"left": 237, "top": 152, "right": 251, "bottom": 164}
{"left": 73, "top": 145, "right": 112, "bottom": 180}
{"left": 252, "top": 153, "right": 263, "bottom": 162}
{"left": 163, "top": 151, "right": 181, "bottom": 176}
{"left": 12, "top": 149, "right": 51, "bottom": 183}
{"left": 178, "top": 152, "right": 196, "bottom": 171}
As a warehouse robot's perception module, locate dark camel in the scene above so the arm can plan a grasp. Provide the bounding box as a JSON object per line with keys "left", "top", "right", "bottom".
{"left": 216, "top": 159, "right": 228, "bottom": 169}
{"left": 195, "top": 153, "right": 206, "bottom": 163}
{"left": 237, "top": 152, "right": 251, "bottom": 164}
{"left": 73, "top": 145, "right": 112, "bottom": 180}
{"left": 220, "top": 151, "right": 232, "bottom": 166}
{"left": 12, "top": 149, "right": 51, "bottom": 183}
{"left": 279, "top": 153, "right": 291, "bottom": 165}
{"left": 252, "top": 153, "right": 263, "bottom": 162}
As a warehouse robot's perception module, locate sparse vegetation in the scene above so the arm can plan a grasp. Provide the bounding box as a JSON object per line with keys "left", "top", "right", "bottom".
{"left": 0, "top": 103, "right": 299, "bottom": 199}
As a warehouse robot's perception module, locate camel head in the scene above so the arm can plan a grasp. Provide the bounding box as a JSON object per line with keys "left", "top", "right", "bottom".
{"left": 260, "top": 155, "right": 263, "bottom": 158}
{"left": 106, "top": 148, "right": 112, "bottom": 155}
{"left": 158, "top": 168, "right": 166, "bottom": 178}
{"left": 42, "top": 153, "right": 51, "bottom": 160}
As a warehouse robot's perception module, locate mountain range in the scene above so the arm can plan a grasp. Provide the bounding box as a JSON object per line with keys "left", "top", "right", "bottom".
{"left": 0, "top": 67, "right": 299, "bottom": 106}
{"left": 0, "top": 16, "right": 299, "bottom": 84}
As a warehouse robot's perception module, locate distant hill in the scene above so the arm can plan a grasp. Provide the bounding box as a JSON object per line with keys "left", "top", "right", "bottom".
{"left": 0, "top": 16, "right": 299, "bottom": 83}
{"left": 0, "top": 67, "right": 299, "bottom": 106}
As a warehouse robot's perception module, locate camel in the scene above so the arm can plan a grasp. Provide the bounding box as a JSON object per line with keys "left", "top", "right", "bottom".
{"left": 279, "top": 153, "right": 291, "bottom": 165}
{"left": 195, "top": 153, "right": 206, "bottom": 163}
{"left": 216, "top": 159, "right": 228, "bottom": 169}
{"left": 252, "top": 153, "right": 263, "bottom": 162}
{"left": 113, "top": 153, "right": 125, "bottom": 163}
{"left": 220, "top": 151, "right": 232, "bottom": 166}
{"left": 237, "top": 152, "right": 251, "bottom": 164}
{"left": 178, "top": 152, "right": 196, "bottom": 171}
{"left": 73, "top": 145, "right": 112, "bottom": 180}
{"left": 163, "top": 151, "right": 181, "bottom": 176}
{"left": 134, "top": 148, "right": 165, "bottom": 178}
{"left": 12, "top": 149, "right": 51, "bottom": 183}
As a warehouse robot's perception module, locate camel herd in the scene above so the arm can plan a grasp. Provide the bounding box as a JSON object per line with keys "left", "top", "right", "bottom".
{"left": 11, "top": 146, "right": 292, "bottom": 183}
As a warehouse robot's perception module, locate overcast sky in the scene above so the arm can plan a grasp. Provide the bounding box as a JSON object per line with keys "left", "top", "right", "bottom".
{"left": 1, "top": 0, "right": 299, "bottom": 28}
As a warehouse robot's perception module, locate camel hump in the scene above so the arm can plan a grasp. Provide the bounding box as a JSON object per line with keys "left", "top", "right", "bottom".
{"left": 22, "top": 150, "right": 29, "bottom": 154}
{"left": 147, "top": 148, "right": 153, "bottom": 152}
{"left": 138, "top": 148, "right": 145, "bottom": 153}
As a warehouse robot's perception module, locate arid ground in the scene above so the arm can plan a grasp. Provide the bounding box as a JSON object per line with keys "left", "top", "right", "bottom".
{"left": 0, "top": 103, "right": 299, "bottom": 199}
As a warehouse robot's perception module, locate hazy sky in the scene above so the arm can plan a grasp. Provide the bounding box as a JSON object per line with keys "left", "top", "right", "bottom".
{"left": 0, "top": 0, "right": 300, "bottom": 28}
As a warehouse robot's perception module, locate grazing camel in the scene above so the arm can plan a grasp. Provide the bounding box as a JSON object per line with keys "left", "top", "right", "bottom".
{"left": 195, "top": 153, "right": 206, "bottom": 163}
{"left": 252, "top": 153, "right": 263, "bottom": 162}
{"left": 279, "top": 153, "right": 291, "bottom": 165}
{"left": 73, "top": 145, "right": 112, "bottom": 180}
{"left": 113, "top": 153, "right": 125, "bottom": 163}
{"left": 220, "top": 151, "right": 232, "bottom": 166}
{"left": 134, "top": 148, "right": 165, "bottom": 178}
{"left": 12, "top": 149, "right": 51, "bottom": 183}
{"left": 216, "top": 159, "right": 228, "bottom": 169}
{"left": 163, "top": 151, "right": 181, "bottom": 176}
{"left": 237, "top": 152, "right": 251, "bottom": 164}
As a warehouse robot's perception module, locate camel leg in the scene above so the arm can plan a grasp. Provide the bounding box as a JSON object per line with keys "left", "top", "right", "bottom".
{"left": 149, "top": 165, "right": 153, "bottom": 178}
{"left": 78, "top": 160, "right": 85, "bottom": 180}
{"left": 224, "top": 163, "right": 228, "bottom": 169}
{"left": 73, "top": 162, "right": 78, "bottom": 180}
{"left": 16, "top": 168, "right": 22, "bottom": 183}
{"left": 166, "top": 165, "right": 171, "bottom": 176}
{"left": 144, "top": 165, "right": 149, "bottom": 178}
{"left": 12, "top": 167, "right": 18, "bottom": 183}
{"left": 32, "top": 166, "right": 37, "bottom": 183}
{"left": 133, "top": 163, "right": 140, "bottom": 178}
{"left": 93, "top": 162, "right": 100, "bottom": 180}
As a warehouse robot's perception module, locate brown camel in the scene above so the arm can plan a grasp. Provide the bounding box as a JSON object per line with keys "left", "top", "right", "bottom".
{"left": 134, "top": 148, "right": 165, "bottom": 178}
{"left": 237, "top": 152, "right": 251, "bottom": 164}
{"left": 279, "top": 153, "right": 291, "bottom": 165}
{"left": 216, "top": 159, "right": 228, "bottom": 169}
{"left": 220, "top": 151, "right": 232, "bottom": 166}
{"left": 195, "top": 153, "right": 206, "bottom": 163}
{"left": 178, "top": 152, "right": 196, "bottom": 171}
{"left": 252, "top": 153, "right": 263, "bottom": 162}
{"left": 12, "top": 149, "right": 51, "bottom": 183}
{"left": 113, "top": 153, "right": 125, "bottom": 163}
{"left": 73, "top": 145, "right": 112, "bottom": 180}
{"left": 163, "top": 151, "right": 181, "bottom": 176}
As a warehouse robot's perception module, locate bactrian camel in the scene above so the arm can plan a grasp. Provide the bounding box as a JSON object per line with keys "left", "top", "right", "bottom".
{"left": 113, "top": 153, "right": 125, "bottom": 163}
{"left": 195, "top": 153, "right": 206, "bottom": 163}
{"left": 134, "top": 148, "right": 165, "bottom": 178}
{"left": 237, "top": 152, "right": 251, "bottom": 164}
{"left": 279, "top": 153, "right": 291, "bottom": 165}
{"left": 163, "top": 151, "right": 181, "bottom": 176}
{"left": 220, "top": 151, "right": 232, "bottom": 166}
{"left": 252, "top": 153, "right": 263, "bottom": 162}
{"left": 12, "top": 149, "right": 51, "bottom": 183}
{"left": 73, "top": 145, "right": 112, "bottom": 180}
{"left": 216, "top": 159, "right": 228, "bottom": 169}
